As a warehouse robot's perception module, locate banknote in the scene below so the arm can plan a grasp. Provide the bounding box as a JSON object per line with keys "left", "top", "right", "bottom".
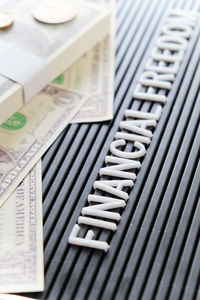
{"left": 0, "top": 87, "right": 87, "bottom": 206}
{"left": 0, "top": 295, "right": 36, "bottom": 300}
{"left": 0, "top": 0, "right": 110, "bottom": 123}
{"left": 52, "top": 0, "right": 115, "bottom": 123}
{"left": 0, "top": 161, "right": 44, "bottom": 293}
{"left": 0, "top": 0, "right": 114, "bottom": 295}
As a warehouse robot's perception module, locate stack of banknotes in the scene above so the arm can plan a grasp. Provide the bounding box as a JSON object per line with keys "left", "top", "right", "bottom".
{"left": 0, "top": 0, "right": 115, "bottom": 296}
{"left": 0, "top": 0, "right": 110, "bottom": 123}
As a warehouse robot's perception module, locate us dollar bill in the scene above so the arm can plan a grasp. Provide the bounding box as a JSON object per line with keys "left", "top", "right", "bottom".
{"left": 52, "top": 0, "right": 115, "bottom": 123}
{"left": 0, "top": 0, "right": 110, "bottom": 123}
{"left": 0, "top": 87, "right": 87, "bottom": 206}
{"left": 0, "top": 161, "right": 44, "bottom": 293}
{"left": 0, "top": 295, "right": 36, "bottom": 300}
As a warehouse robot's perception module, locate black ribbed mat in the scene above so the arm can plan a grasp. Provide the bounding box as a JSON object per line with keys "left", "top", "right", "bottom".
{"left": 21, "top": 0, "right": 200, "bottom": 299}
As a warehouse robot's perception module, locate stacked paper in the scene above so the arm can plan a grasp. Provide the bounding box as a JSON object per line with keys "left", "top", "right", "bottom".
{"left": 0, "top": 0, "right": 110, "bottom": 123}
{"left": 0, "top": 0, "right": 115, "bottom": 295}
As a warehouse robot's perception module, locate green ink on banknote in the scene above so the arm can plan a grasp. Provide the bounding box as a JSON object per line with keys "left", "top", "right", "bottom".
{"left": 1, "top": 112, "right": 27, "bottom": 131}
{"left": 53, "top": 74, "right": 65, "bottom": 85}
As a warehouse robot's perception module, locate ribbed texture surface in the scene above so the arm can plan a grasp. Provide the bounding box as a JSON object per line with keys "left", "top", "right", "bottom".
{"left": 22, "top": 0, "right": 200, "bottom": 299}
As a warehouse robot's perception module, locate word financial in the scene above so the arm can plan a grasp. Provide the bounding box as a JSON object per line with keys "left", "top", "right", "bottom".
{"left": 68, "top": 10, "right": 198, "bottom": 251}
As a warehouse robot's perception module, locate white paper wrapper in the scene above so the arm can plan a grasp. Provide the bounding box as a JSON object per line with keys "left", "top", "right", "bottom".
{"left": 0, "top": 0, "right": 110, "bottom": 123}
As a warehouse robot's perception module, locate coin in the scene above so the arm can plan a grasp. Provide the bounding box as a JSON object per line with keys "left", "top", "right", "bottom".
{"left": 0, "top": 11, "right": 14, "bottom": 29}
{"left": 33, "top": 1, "right": 77, "bottom": 24}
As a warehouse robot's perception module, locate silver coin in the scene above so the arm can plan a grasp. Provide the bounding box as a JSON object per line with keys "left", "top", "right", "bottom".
{"left": 0, "top": 11, "right": 14, "bottom": 29}
{"left": 33, "top": 1, "right": 77, "bottom": 24}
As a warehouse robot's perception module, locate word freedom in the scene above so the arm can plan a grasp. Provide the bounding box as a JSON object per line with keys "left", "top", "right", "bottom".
{"left": 69, "top": 10, "right": 198, "bottom": 251}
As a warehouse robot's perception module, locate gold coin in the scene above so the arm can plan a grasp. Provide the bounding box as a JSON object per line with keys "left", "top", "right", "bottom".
{"left": 33, "top": 1, "right": 77, "bottom": 24}
{"left": 0, "top": 11, "right": 14, "bottom": 29}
